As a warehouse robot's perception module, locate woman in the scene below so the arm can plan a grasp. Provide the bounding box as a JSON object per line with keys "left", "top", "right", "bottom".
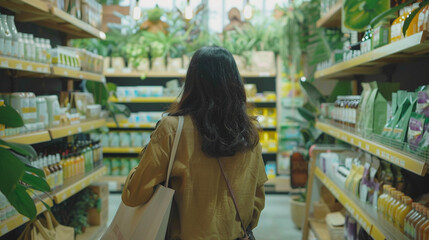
{"left": 122, "top": 46, "right": 267, "bottom": 240}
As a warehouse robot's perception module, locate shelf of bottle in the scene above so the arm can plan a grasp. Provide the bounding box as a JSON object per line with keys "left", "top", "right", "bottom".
{"left": 315, "top": 31, "right": 429, "bottom": 80}
{"left": 104, "top": 71, "right": 276, "bottom": 78}
{"left": 109, "top": 97, "right": 177, "bottom": 103}
{"left": 49, "top": 119, "right": 106, "bottom": 140}
{"left": 0, "top": 56, "right": 50, "bottom": 74}
{"left": 52, "top": 166, "right": 107, "bottom": 204}
{"left": 0, "top": 0, "right": 106, "bottom": 39}
{"left": 316, "top": 0, "right": 342, "bottom": 28}
{"left": 314, "top": 167, "right": 383, "bottom": 240}
{"left": 0, "top": 197, "right": 53, "bottom": 237}
{"left": 103, "top": 147, "right": 142, "bottom": 154}
{"left": 1, "top": 130, "right": 51, "bottom": 144}
{"left": 315, "top": 121, "right": 428, "bottom": 176}
{"left": 1, "top": 119, "right": 105, "bottom": 145}
{"left": 51, "top": 66, "right": 105, "bottom": 82}
{"left": 0, "top": 56, "right": 104, "bottom": 81}
{"left": 314, "top": 167, "right": 409, "bottom": 240}
{"left": 106, "top": 122, "right": 157, "bottom": 129}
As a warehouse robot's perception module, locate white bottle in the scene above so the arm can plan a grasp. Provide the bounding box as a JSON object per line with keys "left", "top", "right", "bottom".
{"left": 23, "top": 33, "right": 31, "bottom": 61}
{"left": 34, "top": 38, "right": 41, "bottom": 62}
{"left": 0, "top": 17, "right": 5, "bottom": 55}
{"left": 28, "top": 34, "right": 36, "bottom": 62}
{"left": 6, "top": 16, "right": 18, "bottom": 58}
{"left": 17, "top": 33, "right": 24, "bottom": 59}
{"left": 44, "top": 39, "right": 51, "bottom": 64}
{"left": 0, "top": 15, "right": 12, "bottom": 57}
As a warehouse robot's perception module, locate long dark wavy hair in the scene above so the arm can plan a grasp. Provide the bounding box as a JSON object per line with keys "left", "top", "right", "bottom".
{"left": 168, "top": 46, "right": 259, "bottom": 157}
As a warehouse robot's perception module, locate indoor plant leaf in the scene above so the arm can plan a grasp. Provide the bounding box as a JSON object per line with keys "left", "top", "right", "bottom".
{"left": 300, "top": 81, "right": 326, "bottom": 107}
{"left": 370, "top": 0, "right": 415, "bottom": 28}
{"left": 24, "top": 164, "right": 45, "bottom": 178}
{"left": 297, "top": 107, "right": 316, "bottom": 122}
{"left": 0, "top": 105, "right": 24, "bottom": 128}
{"left": 0, "top": 139, "right": 37, "bottom": 158}
{"left": 343, "top": 0, "right": 390, "bottom": 31}
{"left": 6, "top": 184, "right": 37, "bottom": 219}
{"left": 327, "top": 81, "right": 353, "bottom": 102}
{"left": 21, "top": 172, "right": 51, "bottom": 192}
{"left": 0, "top": 147, "right": 25, "bottom": 194}
{"left": 403, "top": 1, "right": 429, "bottom": 36}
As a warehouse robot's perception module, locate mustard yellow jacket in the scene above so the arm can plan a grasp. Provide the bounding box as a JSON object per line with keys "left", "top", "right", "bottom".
{"left": 122, "top": 115, "right": 268, "bottom": 240}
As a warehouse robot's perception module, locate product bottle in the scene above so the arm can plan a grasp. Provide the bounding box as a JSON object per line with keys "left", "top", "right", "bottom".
{"left": 423, "top": 214, "right": 429, "bottom": 240}
{"left": 384, "top": 188, "right": 397, "bottom": 218}
{"left": 55, "top": 153, "right": 63, "bottom": 188}
{"left": 418, "top": 208, "right": 429, "bottom": 240}
{"left": 391, "top": 192, "right": 405, "bottom": 223}
{"left": 411, "top": 205, "right": 425, "bottom": 239}
{"left": 387, "top": 191, "right": 402, "bottom": 223}
{"left": 0, "top": 14, "right": 12, "bottom": 56}
{"left": 406, "top": 2, "right": 422, "bottom": 37}
{"left": 28, "top": 34, "right": 35, "bottom": 62}
{"left": 405, "top": 203, "right": 419, "bottom": 237}
{"left": 34, "top": 37, "right": 40, "bottom": 62}
{"left": 378, "top": 184, "right": 392, "bottom": 215}
{"left": 42, "top": 155, "right": 52, "bottom": 189}
{"left": 396, "top": 196, "right": 412, "bottom": 232}
{"left": 6, "top": 16, "right": 18, "bottom": 58}
{"left": 415, "top": 207, "right": 429, "bottom": 240}
{"left": 0, "top": 16, "right": 5, "bottom": 55}
{"left": 61, "top": 152, "right": 68, "bottom": 179}
{"left": 44, "top": 39, "right": 51, "bottom": 64}
{"left": 48, "top": 155, "right": 58, "bottom": 189}
{"left": 17, "top": 33, "right": 24, "bottom": 59}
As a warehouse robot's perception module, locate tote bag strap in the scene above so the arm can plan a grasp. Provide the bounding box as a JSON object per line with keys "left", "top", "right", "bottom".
{"left": 216, "top": 158, "right": 248, "bottom": 237}
{"left": 165, "top": 116, "right": 184, "bottom": 187}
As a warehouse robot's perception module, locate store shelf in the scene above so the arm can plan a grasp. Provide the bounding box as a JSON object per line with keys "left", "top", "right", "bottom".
{"left": 103, "top": 147, "right": 142, "bottom": 154}
{"left": 76, "top": 223, "right": 107, "bottom": 240}
{"left": 109, "top": 97, "right": 177, "bottom": 103}
{"left": 106, "top": 122, "right": 156, "bottom": 129}
{"left": 314, "top": 168, "right": 383, "bottom": 240}
{"left": 315, "top": 31, "right": 429, "bottom": 80}
{"left": 0, "top": 0, "right": 105, "bottom": 39}
{"left": 51, "top": 66, "right": 105, "bottom": 82}
{"left": 314, "top": 167, "right": 409, "bottom": 240}
{"left": 0, "top": 56, "right": 50, "bottom": 74}
{"left": 101, "top": 176, "right": 127, "bottom": 192}
{"left": 316, "top": 121, "right": 428, "bottom": 176}
{"left": 104, "top": 71, "right": 186, "bottom": 78}
{"left": 49, "top": 119, "right": 106, "bottom": 139}
{"left": 316, "top": 1, "right": 342, "bottom": 28}
{"left": 53, "top": 166, "right": 107, "bottom": 204}
{"left": 0, "top": 197, "right": 53, "bottom": 237}
{"left": 104, "top": 71, "right": 276, "bottom": 78}
{"left": 1, "top": 130, "right": 51, "bottom": 144}
{"left": 309, "top": 219, "right": 330, "bottom": 240}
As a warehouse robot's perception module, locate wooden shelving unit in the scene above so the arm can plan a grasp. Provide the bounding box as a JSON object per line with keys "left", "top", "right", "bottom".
{"left": 0, "top": 0, "right": 106, "bottom": 39}
{"left": 51, "top": 66, "right": 105, "bottom": 82}
{"left": 316, "top": 1, "right": 342, "bottom": 28}
{"left": 309, "top": 219, "right": 330, "bottom": 240}
{"left": 106, "top": 122, "right": 157, "bottom": 129}
{"left": 1, "top": 119, "right": 106, "bottom": 144}
{"left": 315, "top": 31, "right": 429, "bottom": 80}
{"left": 0, "top": 56, "right": 104, "bottom": 82}
{"left": 52, "top": 166, "right": 107, "bottom": 204}
{"left": 49, "top": 119, "right": 106, "bottom": 140}
{"left": 103, "top": 147, "right": 142, "bottom": 154}
{"left": 1, "top": 130, "right": 51, "bottom": 144}
{"left": 104, "top": 71, "right": 277, "bottom": 78}
{"left": 109, "top": 97, "right": 177, "bottom": 103}
{"left": 316, "top": 121, "right": 428, "bottom": 176}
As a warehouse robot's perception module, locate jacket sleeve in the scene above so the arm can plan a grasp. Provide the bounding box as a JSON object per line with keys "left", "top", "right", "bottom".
{"left": 249, "top": 146, "right": 268, "bottom": 229}
{"left": 121, "top": 118, "right": 173, "bottom": 207}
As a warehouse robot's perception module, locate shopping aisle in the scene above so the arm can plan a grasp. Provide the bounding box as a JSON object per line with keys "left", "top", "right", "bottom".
{"left": 107, "top": 194, "right": 302, "bottom": 239}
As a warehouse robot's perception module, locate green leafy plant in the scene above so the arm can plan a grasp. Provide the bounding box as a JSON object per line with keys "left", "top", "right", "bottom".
{"left": 52, "top": 188, "right": 98, "bottom": 235}
{"left": 343, "top": 0, "right": 390, "bottom": 31}
{"left": 85, "top": 81, "right": 131, "bottom": 127}
{"left": 0, "top": 105, "right": 50, "bottom": 220}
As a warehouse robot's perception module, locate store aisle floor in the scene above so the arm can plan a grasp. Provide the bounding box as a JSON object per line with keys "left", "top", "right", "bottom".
{"left": 108, "top": 194, "right": 302, "bottom": 239}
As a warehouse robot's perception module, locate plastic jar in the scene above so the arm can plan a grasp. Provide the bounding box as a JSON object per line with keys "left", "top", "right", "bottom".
{"left": 36, "top": 96, "right": 48, "bottom": 129}
{"left": 44, "top": 95, "right": 61, "bottom": 127}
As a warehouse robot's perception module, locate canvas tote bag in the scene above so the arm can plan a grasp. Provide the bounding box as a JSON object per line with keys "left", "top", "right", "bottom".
{"left": 102, "top": 116, "right": 184, "bottom": 240}
{"left": 18, "top": 211, "right": 74, "bottom": 240}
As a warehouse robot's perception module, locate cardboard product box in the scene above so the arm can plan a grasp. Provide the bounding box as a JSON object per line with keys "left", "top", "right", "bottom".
{"left": 321, "top": 186, "right": 343, "bottom": 212}
{"left": 88, "top": 182, "right": 109, "bottom": 226}
{"left": 326, "top": 212, "right": 345, "bottom": 240}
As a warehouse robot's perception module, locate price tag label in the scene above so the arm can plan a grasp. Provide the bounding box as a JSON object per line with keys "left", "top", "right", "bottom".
{"left": 1, "top": 225, "right": 8, "bottom": 235}
{"left": 77, "top": 127, "right": 82, "bottom": 133}
{"left": 1, "top": 61, "right": 8, "bottom": 68}
{"left": 64, "top": 71, "right": 68, "bottom": 76}
{"left": 80, "top": 183, "right": 85, "bottom": 188}
{"left": 68, "top": 130, "right": 72, "bottom": 135}
{"left": 71, "top": 188, "right": 75, "bottom": 194}
{"left": 26, "top": 65, "right": 32, "bottom": 71}
{"left": 15, "top": 63, "right": 23, "bottom": 70}
{"left": 44, "top": 67, "right": 49, "bottom": 73}
{"left": 258, "top": 72, "right": 270, "bottom": 77}
{"left": 36, "top": 67, "right": 42, "bottom": 72}
{"left": 79, "top": 74, "right": 83, "bottom": 79}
